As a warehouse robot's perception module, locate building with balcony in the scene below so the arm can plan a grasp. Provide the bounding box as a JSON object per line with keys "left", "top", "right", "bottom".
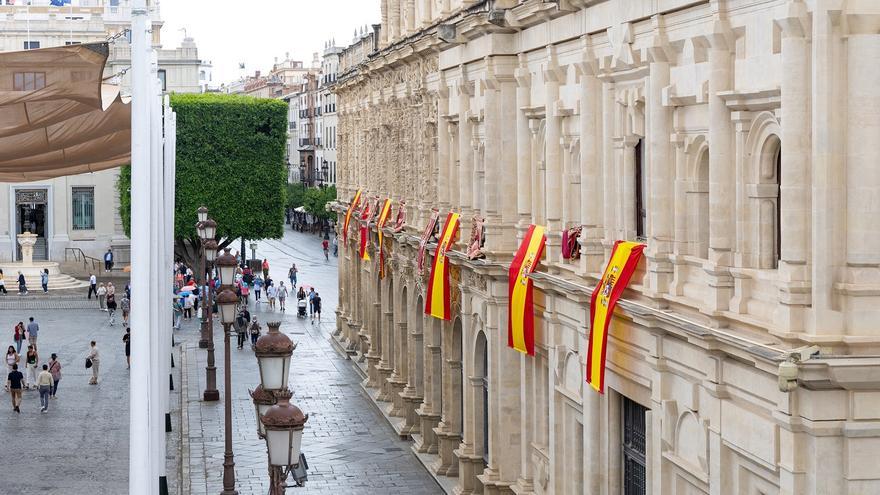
{"left": 333, "top": 1, "right": 880, "bottom": 494}
{"left": 0, "top": 0, "right": 203, "bottom": 263}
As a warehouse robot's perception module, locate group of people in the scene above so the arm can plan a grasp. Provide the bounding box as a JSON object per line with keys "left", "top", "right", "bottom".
{"left": 88, "top": 276, "right": 130, "bottom": 326}
{"left": 4, "top": 317, "right": 103, "bottom": 414}
{"left": 0, "top": 268, "right": 52, "bottom": 295}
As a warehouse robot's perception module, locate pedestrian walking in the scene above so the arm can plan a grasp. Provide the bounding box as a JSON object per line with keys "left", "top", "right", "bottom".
{"left": 288, "top": 264, "right": 298, "bottom": 288}
{"left": 87, "top": 273, "right": 97, "bottom": 299}
{"left": 123, "top": 328, "right": 131, "bottom": 369}
{"left": 37, "top": 364, "right": 53, "bottom": 413}
{"left": 107, "top": 293, "right": 117, "bottom": 326}
{"left": 173, "top": 298, "right": 183, "bottom": 330}
{"left": 239, "top": 280, "right": 250, "bottom": 306}
{"left": 322, "top": 238, "right": 330, "bottom": 261}
{"left": 261, "top": 258, "right": 270, "bottom": 280}
{"left": 24, "top": 345, "right": 37, "bottom": 390}
{"left": 40, "top": 269, "right": 49, "bottom": 293}
{"left": 26, "top": 317, "right": 39, "bottom": 352}
{"left": 249, "top": 317, "right": 261, "bottom": 349}
{"left": 121, "top": 295, "right": 131, "bottom": 326}
{"left": 17, "top": 271, "right": 27, "bottom": 295}
{"left": 107, "top": 282, "right": 115, "bottom": 298}
{"left": 312, "top": 292, "right": 322, "bottom": 323}
{"left": 307, "top": 287, "right": 316, "bottom": 317}
{"left": 97, "top": 283, "right": 107, "bottom": 311}
{"left": 183, "top": 292, "right": 193, "bottom": 320}
{"left": 48, "top": 354, "right": 61, "bottom": 398}
{"left": 104, "top": 248, "right": 114, "bottom": 271}
{"left": 7, "top": 363, "right": 23, "bottom": 413}
{"left": 5, "top": 346, "right": 19, "bottom": 391}
{"left": 253, "top": 276, "right": 263, "bottom": 302}
{"left": 86, "top": 341, "right": 99, "bottom": 385}
{"left": 235, "top": 311, "right": 248, "bottom": 349}
{"left": 13, "top": 322, "right": 25, "bottom": 354}
{"left": 332, "top": 236, "right": 338, "bottom": 257}
{"left": 266, "top": 283, "right": 277, "bottom": 311}
{"left": 278, "top": 281, "right": 288, "bottom": 311}
{"left": 0, "top": 268, "right": 8, "bottom": 294}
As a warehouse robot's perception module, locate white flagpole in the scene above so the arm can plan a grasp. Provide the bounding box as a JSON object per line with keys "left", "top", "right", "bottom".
{"left": 129, "top": 0, "right": 155, "bottom": 492}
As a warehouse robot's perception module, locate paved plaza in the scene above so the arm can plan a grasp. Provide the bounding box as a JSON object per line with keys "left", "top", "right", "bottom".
{"left": 180, "top": 228, "right": 442, "bottom": 494}
{"left": 0, "top": 301, "right": 173, "bottom": 494}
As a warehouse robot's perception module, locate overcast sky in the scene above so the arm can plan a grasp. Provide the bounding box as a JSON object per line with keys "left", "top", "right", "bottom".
{"left": 160, "top": 0, "right": 380, "bottom": 85}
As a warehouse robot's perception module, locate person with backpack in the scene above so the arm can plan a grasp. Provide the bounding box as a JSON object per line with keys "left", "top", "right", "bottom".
{"left": 235, "top": 310, "right": 248, "bottom": 350}
{"left": 120, "top": 295, "right": 131, "bottom": 327}
{"left": 17, "top": 271, "right": 27, "bottom": 295}
{"left": 249, "top": 317, "right": 261, "bottom": 349}
{"left": 48, "top": 354, "right": 61, "bottom": 398}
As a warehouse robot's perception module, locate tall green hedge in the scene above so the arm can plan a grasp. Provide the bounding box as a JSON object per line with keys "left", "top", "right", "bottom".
{"left": 119, "top": 93, "right": 288, "bottom": 259}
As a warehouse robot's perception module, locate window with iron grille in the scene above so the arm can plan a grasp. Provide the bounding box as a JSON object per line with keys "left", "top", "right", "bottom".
{"left": 13, "top": 72, "right": 46, "bottom": 91}
{"left": 622, "top": 396, "right": 647, "bottom": 495}
{"left": 72, "top": 187, "right": 95, "bottom": 230}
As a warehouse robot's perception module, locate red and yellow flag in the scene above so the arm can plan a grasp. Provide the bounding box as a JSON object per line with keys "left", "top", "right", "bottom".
{"left": 586, "top": 240, "right": 645, "bottom": 394}
{"left": 358, "top": 203, "right": 372, "bottom": 261}
{"left": 507, "top": 225, "right": 546, "bottom": 355}
{"left": 376, "top": 199, "right": 393, "bottom": 278}
{"left": 425, "top": 212, "right": 460, "bottom": 320}
{"left": 342, "top": 189, "right": 362, "bottom": 244}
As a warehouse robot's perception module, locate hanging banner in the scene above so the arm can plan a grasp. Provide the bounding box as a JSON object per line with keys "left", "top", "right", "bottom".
{"left": 342, "top": 189, "right": 362, "bottom": 244}
{"left": 586, "top": 240, "right": 645, "bottom": 394}
{"left": 358, "top": 200, "right": 375, "bottom": 261}
{"left": 425, "top": 212, "right": 461, "bottom": 320}
{"left": 507, "top": 225, "right": 546, "bottom": 355}
{"left": 376, "top": 198, "right": 393, "bottom": 279}
{"left": 417, "top": 209, "right": 441, "bottom": 274}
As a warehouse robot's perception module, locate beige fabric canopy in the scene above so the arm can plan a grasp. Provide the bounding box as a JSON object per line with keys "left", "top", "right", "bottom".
{"left": 0, "top": 42, "right": 131, "bottom": 182}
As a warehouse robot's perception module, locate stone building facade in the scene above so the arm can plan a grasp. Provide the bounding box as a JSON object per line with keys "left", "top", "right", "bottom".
{"left": 333, "top": 1, "right": 880, "bottom": 494}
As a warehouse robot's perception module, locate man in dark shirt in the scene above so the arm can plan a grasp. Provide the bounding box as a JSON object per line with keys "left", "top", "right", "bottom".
{"left": 7, "top": 363, "right": 24, "bottom": 413}
{"left": 312, "top": 292, "right": 322, "bottom": 324}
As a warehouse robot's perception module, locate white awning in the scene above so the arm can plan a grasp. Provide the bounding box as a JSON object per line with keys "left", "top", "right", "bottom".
{"left": 0, "top": 42, "right": 131, "bottom": 182}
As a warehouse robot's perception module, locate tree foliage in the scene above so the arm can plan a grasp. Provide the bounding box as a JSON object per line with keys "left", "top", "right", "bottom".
{"left": 118, "top": 93, "right": 288, "bottom": 266}
{"left": 286, "top": 183, "right": 307, "bottom": 210}
{"left": 303, "top": 186, "right": 336, "bottom": 222}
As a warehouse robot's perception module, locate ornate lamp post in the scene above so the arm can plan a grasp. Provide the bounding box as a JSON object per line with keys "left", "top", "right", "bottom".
{"left": 320, "top": 160, "right": 328, "bottom": 188}
{"left": 202, "top": 235, "right": 219, "bottom": 402}
{"left": 261, "top": 390, "right": 308, "bottom": 494}
{"left": 216, "top": 249, "right": 239, "bottom": 495}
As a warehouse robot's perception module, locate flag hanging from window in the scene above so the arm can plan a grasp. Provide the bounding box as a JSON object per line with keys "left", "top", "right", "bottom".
{"left": 425, "top": 212, "right": 460, "bottom": 320}
{"left": 358, "top": 201, "right": 373, "bottom": 261}
{"left": 417, "top": 209, "right": 440, "bottom": 275}
{"left": 586, "top": 240, "right": 645, "bottom": 394}
{"left": 342, "top": 189, "right": 362, "bottom": 244}
{"left": 507, "top": 224, "right": 546, "bottom": 355}
{"left": 376, "top": 198, "right": 393, "bottom": 279}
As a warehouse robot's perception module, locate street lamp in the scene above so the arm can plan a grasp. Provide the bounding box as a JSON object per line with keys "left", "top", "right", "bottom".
{"left": 261, "top": 389, "right": 309, "bottom": 494}
{"left": 299, "top": 161, "right": 306, "bottom": 187}
{"left": 216, "top": 248, "right": 239, "bottom": 495}
{"left": 203, "top": 218, "right": 217, "bottom": 240}
{"left": 197, "top": 205, "right": 208, "bottom": 223}
{"left": 254, "top": 321, "right": 295, "bottom": 392}
{"left": 249, "top": 385, "right": 275, "bottom": 439}
{"left": 320, "top": 160, "right": 328, "bottom": 188}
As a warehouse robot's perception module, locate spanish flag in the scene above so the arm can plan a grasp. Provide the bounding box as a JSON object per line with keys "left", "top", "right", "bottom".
{"left": 376, "top": 199, "right": 393, "bottom": 278}
{"left": 586, "top": 240, "right": 645, "bottom": 394}
{"left": 507, "top": 225, "right": 546, "bottom": 355}
{"left": 342, "top": 189, "right": 362, "bottom": 244}
{"left": 425, "top": 212, "right": 460, "bottom": 320}
{"left": 358, "top": 205, "right": 371, "bottom": 261}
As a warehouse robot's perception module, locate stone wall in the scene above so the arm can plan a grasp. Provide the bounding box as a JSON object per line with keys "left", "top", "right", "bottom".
{"left": 334, "top": 1, "right": 880, "bottom": 493}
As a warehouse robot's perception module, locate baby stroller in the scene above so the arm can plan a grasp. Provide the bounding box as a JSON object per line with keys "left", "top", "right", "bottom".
{"left": 297, "top": 298, "right": 307, "bottom": 318}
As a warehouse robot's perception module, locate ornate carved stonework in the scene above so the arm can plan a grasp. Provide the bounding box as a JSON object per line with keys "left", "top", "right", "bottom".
{"left": 466, "top": 215, "right": 486, "bottom": 260}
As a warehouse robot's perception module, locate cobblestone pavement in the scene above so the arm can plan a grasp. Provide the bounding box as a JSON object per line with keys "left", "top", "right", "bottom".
{"left": 182, "top": 228, "right": 442, "bottom": 494}
{"left": 0, "top": 303, "right": 181, "bottom": 494}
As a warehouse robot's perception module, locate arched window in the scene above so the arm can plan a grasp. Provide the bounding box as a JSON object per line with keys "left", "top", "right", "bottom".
{"left": 774, "top": 148, "right": 781, "bottom": 267}
{"left": 696, "top": 149, "right": 709, "bottom": 258}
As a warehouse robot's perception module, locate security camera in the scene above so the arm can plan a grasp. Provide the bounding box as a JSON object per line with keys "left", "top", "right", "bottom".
{"left": 778, "top": 359, "right": 798, "bottom": 392}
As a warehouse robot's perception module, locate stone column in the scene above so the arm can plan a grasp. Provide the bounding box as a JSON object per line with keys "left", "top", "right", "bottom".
{"left": 498, "top": 64, "right": 519, "bottom": 249}
{"left": 844, "top": 18, "right": 880, "bottom": 333}
{"left": 380, "top": 0, "right": 389, "bottom": 47}
{"left": 414, "top": 318, "right": 441, "bottom": 454}
{"left": 420, "top": 0, "right": 431, "bottom": 27}
{"left": 646, "top": 32, "right": 673, "bottom": 297}
{"left": 705, "top": 21, "right": 734, "bottom": 312}
{"left": 405, "top": 0, "right": 415, "bottom": 35}
{"left": 437, "top": 76, "right": 451, "bottom": 210}
{"left": 388, "top": 0, "right": 400, "bottom": 42}
{"left": 543, "top": 47, "right": 564, "bottom": 234}
{"left": 575, "top": 45, "right": 604, "bottom": 273}
{"left": 449, "top": 121, "right": 460, "bottom": 209}
{"left": 388, "top": 321, "right": 408, "bottom": 417}
{"left": 514, "top": 55, "right": 532, "bottom": 229}
{"left": 400, "top": 307, "right": 424, "bottom": 435}
{"left": 458, "top": 69, "right": 474, "bottom": 217}
{"left": 482, "top": 64, "right": 501, "bottom": 221}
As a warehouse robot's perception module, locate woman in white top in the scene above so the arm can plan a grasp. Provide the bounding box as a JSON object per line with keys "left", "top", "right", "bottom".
{"left": 5, "top": 346, "right": 19, "bottom": 390}
{"left": 266, "top": 284, "right": 277, "bottom": 311}
{"left": 97, "top": 283, "right": 107, "bottom": 311}
{"left": 0, "top": 269, "right": 7, "bottom": 294}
